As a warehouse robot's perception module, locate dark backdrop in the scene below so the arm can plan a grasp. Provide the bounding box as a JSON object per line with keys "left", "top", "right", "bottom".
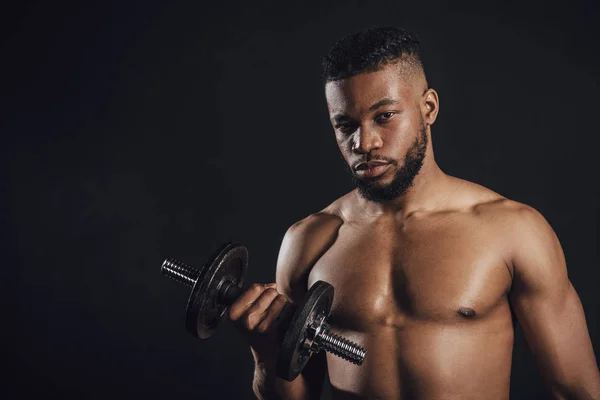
{"left": 2, "top": 1, "right": 599, "bottom": 399}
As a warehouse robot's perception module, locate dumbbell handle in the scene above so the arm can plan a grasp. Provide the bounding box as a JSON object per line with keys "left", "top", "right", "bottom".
{"left": 161, "top": 258, "right": 243, "bottom": 306}
{"left": 217, "top": 279, "right": 244, "bottom": 306}
{"left": 161, "top": 259, "right": 198, "bottom": 287}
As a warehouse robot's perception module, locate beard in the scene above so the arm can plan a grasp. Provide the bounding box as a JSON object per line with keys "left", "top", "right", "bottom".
{"left": 351, "top": 121, "right": 428, "bottom": 203}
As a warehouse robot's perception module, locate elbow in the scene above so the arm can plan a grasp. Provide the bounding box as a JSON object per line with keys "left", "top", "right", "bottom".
{"left": 548, "top": 377, "right": 600, "bottom": 400}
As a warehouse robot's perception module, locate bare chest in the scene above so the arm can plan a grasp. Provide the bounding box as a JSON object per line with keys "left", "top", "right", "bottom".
{"left": 307, "top": 215, "right": 513, "bottom": 330}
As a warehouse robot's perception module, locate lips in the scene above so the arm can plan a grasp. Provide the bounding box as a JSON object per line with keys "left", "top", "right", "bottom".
{"left": 354, "top": 161, "right": 391, "bottom": 179}
{"left": 354, "top": 160, "right": 390, "bottom": 171}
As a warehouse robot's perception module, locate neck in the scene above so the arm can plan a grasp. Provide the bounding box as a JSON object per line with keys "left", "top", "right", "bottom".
{"left": 354, "top": 143, "right": 453, "bottom": 218}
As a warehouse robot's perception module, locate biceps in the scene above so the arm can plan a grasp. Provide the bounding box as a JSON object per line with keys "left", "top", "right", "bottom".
{"left": 511, "top": 275, "right": 571, "bottom": 330}
{"left": 511, "top": 283, "right": 598, "bottom": 386}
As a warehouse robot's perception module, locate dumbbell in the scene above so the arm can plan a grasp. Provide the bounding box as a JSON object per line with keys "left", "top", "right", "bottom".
{"left": 161, "top": 242, "right": 366, "bottom": 381}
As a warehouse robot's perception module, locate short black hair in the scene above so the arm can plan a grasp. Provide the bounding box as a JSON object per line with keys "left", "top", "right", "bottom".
{"left": 321, "top": 26, "right": 424, "bottom": 84}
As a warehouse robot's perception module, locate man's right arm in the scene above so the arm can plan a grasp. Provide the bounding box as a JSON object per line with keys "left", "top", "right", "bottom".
{"left": 252, "top": 212, "right": 343, "bottom": 399}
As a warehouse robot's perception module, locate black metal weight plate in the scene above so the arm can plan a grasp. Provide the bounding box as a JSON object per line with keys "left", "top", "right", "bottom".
{"left": 185, "top": 242, "right": 248, "bottom": 338}
{"left": 276, "top": 281, "right": 334, "bottom": 381}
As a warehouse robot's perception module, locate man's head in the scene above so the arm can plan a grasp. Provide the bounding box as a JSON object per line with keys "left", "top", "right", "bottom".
{"left": 322, "top": 27, "right": 439, "bottom": 203}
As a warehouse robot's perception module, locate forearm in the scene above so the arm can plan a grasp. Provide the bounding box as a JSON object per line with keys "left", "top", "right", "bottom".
{"left": 253, "top": 362, "right": 311, "bottom": 400}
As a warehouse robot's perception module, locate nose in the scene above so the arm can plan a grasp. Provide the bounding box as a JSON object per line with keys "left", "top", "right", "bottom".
{"left": 352, "top": 127, "right": 383, "bottom": 154}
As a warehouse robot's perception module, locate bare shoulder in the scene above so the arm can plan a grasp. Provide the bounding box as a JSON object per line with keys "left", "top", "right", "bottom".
{"left": 455, "top": 178, "right": 564, "bottom": 279}
{"left": 454, "top": 177, "right": 547, "bottom": 227}
{"left": 275, "top": 195, "right": 348, "bottom": 303}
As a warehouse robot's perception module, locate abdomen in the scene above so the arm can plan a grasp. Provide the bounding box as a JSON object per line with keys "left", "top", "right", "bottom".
{"left": 326, "top": 304, "right": 514, "bottom": 400}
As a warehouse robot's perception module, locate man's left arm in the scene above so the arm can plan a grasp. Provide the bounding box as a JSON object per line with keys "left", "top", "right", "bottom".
{"left": 508, "top": 206, "right": 600, "bottom": 400}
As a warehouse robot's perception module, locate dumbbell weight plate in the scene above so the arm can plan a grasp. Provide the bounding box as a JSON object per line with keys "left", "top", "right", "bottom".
{"left": 185, "top": 242, "right": 248, "bottom": 338}
{"left": 277, "top": 281, "right": 334, "bottom": 381}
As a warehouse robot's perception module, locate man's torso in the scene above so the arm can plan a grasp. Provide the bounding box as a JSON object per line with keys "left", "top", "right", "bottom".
{"left": 302, "top": 178, "right": 520, "bottom": 399}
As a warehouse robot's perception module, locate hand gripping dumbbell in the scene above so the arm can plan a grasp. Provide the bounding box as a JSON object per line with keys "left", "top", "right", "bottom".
{"left": 161, "top": 242, "right": 366, "bottom": 381}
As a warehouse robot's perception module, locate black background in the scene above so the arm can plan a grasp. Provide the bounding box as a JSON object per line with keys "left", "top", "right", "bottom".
{"left": 2, "top": 1, "right": 599, "bottom": 399}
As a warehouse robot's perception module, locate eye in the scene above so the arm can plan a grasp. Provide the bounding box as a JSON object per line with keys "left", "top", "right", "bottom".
{"left": 376, "top": 111, "right": 395, "bottom": 122}
{"left": 335, "top": 122, "right": 356, "bottom": 134}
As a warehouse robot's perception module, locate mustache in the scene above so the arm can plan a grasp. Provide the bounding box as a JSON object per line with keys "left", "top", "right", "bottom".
{"left": 352, "top": 154, "right": 398, "bottom": 170}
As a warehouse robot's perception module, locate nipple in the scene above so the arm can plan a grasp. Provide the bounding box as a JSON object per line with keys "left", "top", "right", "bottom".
{"left": 457, "top": 307, "right": 477, "bottom": 318}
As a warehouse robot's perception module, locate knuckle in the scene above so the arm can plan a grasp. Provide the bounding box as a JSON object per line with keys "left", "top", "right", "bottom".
{"left": 276, "top": 294, "right": 288, "bottom": 304}
{"left": 250, "top": 283, "right": 264, "bottom": 293}
{"left": 243, "top": 314, "right": 257, "bottom": 331}
{"left": 227, "top": 302, "right": 244, "bottom": 321}
{"left": 255, "top": 323, "right": 270, "bottom": 335}
{"left": 243, "top": 309, "right": 266, "bottom": 331}
{"left": 227, "top": 307, "right": 238, "bottom": 321}
{"left": 263, "top": 288, "right": 279, "bottom": 298}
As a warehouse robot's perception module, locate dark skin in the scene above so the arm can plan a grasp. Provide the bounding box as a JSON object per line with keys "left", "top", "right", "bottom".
{"left": 228, "top": 61, "right": 600, "bottom": 399}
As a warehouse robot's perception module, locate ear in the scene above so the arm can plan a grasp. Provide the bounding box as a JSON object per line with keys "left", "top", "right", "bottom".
{"left": 421, "top": 88, "right": 439, "bottom": 127}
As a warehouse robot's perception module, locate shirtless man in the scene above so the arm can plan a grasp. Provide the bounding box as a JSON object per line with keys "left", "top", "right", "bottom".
{"left": 228, "top": 27, "right": 600, "bottom": 399}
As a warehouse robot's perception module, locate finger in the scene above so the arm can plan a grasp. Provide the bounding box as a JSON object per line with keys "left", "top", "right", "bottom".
{"left": 241, "top": 288, "right": 281, "bottom": 330}
{"left": 228, "top": 283, "right": 275, "bottom": 321}
{"left": 275, "top": 298, "right": 297, "bottom": 328}
{"left": 255, "top": 294, "right": 292, "bottom": 334}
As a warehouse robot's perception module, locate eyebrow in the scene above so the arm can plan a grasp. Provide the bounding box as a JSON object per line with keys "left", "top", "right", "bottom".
{"left": 368, "top": 98, "right": 398, "bottom": 111}
{"left": 332, "top": 98, "right": 399, "bottom": 123}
